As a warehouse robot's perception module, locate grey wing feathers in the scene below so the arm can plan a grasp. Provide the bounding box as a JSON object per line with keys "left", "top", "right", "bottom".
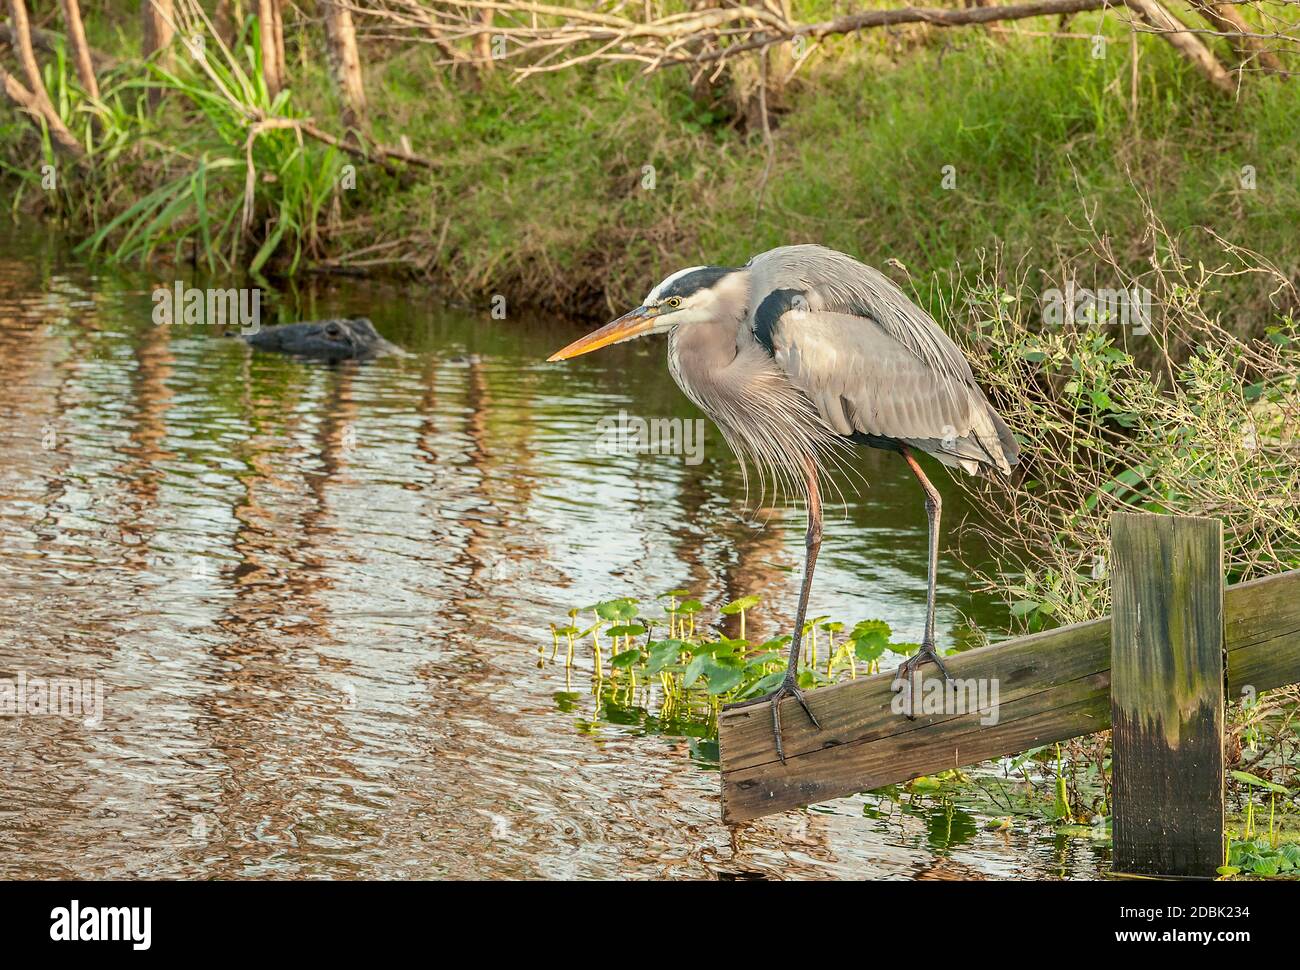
{"left": 746, "top": 245, "right": 1019, "bottom": 476}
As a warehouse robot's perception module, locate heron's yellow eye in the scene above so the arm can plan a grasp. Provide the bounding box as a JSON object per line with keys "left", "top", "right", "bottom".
{"left": 666, "top": 297, "right": 682, "bottom": 309}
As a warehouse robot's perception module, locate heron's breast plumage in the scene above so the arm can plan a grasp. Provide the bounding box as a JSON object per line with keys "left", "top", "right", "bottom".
{"left": 667, "top": 323, "right": 845, "bottom": 500}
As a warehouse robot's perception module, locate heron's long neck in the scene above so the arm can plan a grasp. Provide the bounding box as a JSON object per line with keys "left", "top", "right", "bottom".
{"left": 667, "top": 283, "right": 754, "bottom": 422}
{"left": 670, "top": 317, "right": 737, "bottom": 371}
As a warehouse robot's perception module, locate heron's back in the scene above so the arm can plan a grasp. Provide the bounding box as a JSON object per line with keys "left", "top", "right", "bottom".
{"left": 744, "top": 245, "right": 1019, "bottom": 477}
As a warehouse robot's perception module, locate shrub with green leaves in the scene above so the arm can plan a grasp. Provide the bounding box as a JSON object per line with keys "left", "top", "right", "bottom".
{"left": 949, "top": 213, "right": 1299, "bottom": 629}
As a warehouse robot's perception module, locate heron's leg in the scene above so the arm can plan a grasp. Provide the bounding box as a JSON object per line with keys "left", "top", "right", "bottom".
{"left": 722, "top": 456, "right": 823, "bottom": 763}
{"left": 893, "top": 446, "right": 951, "bottom": 719}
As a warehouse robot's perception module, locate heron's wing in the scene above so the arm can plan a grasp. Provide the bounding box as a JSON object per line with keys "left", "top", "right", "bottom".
{"left": 745, "top": 245, "right": 1019, "bottom": 475}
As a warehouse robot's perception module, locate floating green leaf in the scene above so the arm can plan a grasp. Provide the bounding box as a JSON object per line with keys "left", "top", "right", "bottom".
{"left": 596, "top": 599, "right": 638, "bottom": 622}
{"left": 607, "top": 624, "right": 645, "bottom": 638}
{"left": 720, "top": 595, "right": 760, "bottom": 615}
{"left": 683, "top": 655, "right": 708, "bottom": 688}
{"left": 738, "top": 671, "right": 786, "bottom": 698}
{"left": 646, "top": 640, "right": 685, "bottom": 674}
{"left": 704, "top": 663, "right": 745, "bottom": 695}
{"left": 850, "top": 620, "right": 891, "bottom": 661}
{"left": 1231, "top": 770, "right": 1290, "bottom": 794}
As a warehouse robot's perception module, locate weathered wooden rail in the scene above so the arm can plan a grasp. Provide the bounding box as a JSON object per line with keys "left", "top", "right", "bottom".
{"left": 718, "top": 512, "right": 1300, "bottom": 877}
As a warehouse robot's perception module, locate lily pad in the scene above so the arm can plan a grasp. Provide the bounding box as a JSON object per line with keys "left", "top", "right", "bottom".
{"left": 1231, "top": 770, "right": 1290, "bottom": 795}
{"left": 721, "top": 595, "right": 761, "bottom": 615}
{"left": 596, "top": 599, "right": 639, "bottom": 622}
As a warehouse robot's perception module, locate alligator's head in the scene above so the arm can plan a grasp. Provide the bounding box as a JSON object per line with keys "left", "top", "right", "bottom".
{"left": 244, "top": 317, "right": 401, "bottom": 361}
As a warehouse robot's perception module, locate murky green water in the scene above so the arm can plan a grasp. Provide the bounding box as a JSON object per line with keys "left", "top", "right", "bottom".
{"left": 0, "top": 225, "right": 1107, "bottom": 878}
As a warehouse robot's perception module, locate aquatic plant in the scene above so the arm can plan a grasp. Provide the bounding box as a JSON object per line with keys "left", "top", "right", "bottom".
{"left": 545, "top": 589, "right": 1117, "bottom": 854}
{"left": 545, "top": 591, "right": 918, "bottom": 737}
{"left": 543, "top": 586, "right": 1298, "bottom": 873}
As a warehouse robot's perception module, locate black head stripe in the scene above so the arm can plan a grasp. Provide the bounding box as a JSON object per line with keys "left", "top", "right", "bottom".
{"left": 658, "top": 266, "right": 736, "bottom": 300}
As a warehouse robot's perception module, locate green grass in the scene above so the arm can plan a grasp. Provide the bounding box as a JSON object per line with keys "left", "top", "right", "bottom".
{"left": 341, "top": 13, "right": 1300, "bottom": 321}
{"left": 4, "top": 7, "right": 1298, "bottom": 322}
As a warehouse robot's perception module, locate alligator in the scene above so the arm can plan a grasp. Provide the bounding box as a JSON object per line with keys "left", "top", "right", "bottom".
{"left": 242, "top": 318, "right": 402, "bottom": 362}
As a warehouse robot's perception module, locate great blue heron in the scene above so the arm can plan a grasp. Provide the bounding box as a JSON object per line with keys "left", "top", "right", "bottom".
{"left": 548, "top": 245, "right": 1019, "bottom": 760}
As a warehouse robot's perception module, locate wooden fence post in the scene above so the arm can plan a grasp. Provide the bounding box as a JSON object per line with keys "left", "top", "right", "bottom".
{"left": 1110, "top": 512, "right": 1225, "bottom": 878}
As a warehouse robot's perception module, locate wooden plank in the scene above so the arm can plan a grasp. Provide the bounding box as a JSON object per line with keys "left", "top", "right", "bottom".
{"left": 1223, "top": 570, "right": 1300, "bottom": 697}
{"left": 1110, "top": 512, "right": 1224, "bottom": 878}
{"left": 721, "top": 616, "right": 1109, "bottom": 773}
{"left": 719, "top": 567, "right": 1300, "bottom": 824}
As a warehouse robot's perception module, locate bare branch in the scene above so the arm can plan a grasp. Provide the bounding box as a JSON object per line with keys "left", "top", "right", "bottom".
{"left": 0, "top": 21, "right": 115, "bottom": 68}
{"left": 4, "top": 0, "right": 84, "bottom": 154}
{"left": 59, "top": 0, "right": 99, "bottom": 99}
{"left": 1125, "top": 0, "right": 1237, "bottom": 93}
{"left": 1187, "top": 0, "right": 1284, "bottom": 71}
{"left": 330, "top": 0, "right": 1298, "bottom": 91}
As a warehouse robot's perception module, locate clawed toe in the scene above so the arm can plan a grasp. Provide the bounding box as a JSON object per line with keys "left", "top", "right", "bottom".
{"left": 892, "top": 642, "right": 952, "bottom": 720}
{"left": 724, "top": 677, "right": 821, "bottom": 764}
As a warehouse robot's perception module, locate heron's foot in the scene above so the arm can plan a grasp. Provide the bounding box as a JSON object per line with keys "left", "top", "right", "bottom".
{"left": 891, "top": 641, "right": 952, "bottom": 721}
{"left": 722, "top": 675, "right": 821, "bottom": 764}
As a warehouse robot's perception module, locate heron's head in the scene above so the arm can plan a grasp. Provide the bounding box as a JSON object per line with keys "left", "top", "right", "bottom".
{"left": 547, "top": 265, "right": 744, "bottom": 361}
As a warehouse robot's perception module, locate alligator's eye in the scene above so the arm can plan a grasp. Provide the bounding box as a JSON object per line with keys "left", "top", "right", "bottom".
{"left": 325, "top": 323, "right": 342, "bottom": 338}
{"left": 666, "top": 297, "right": 682, "bottom": 309}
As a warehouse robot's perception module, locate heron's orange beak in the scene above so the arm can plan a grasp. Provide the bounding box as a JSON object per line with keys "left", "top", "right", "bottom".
{"left": 547, "top": 306, "right": 657, "bottom": 362}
